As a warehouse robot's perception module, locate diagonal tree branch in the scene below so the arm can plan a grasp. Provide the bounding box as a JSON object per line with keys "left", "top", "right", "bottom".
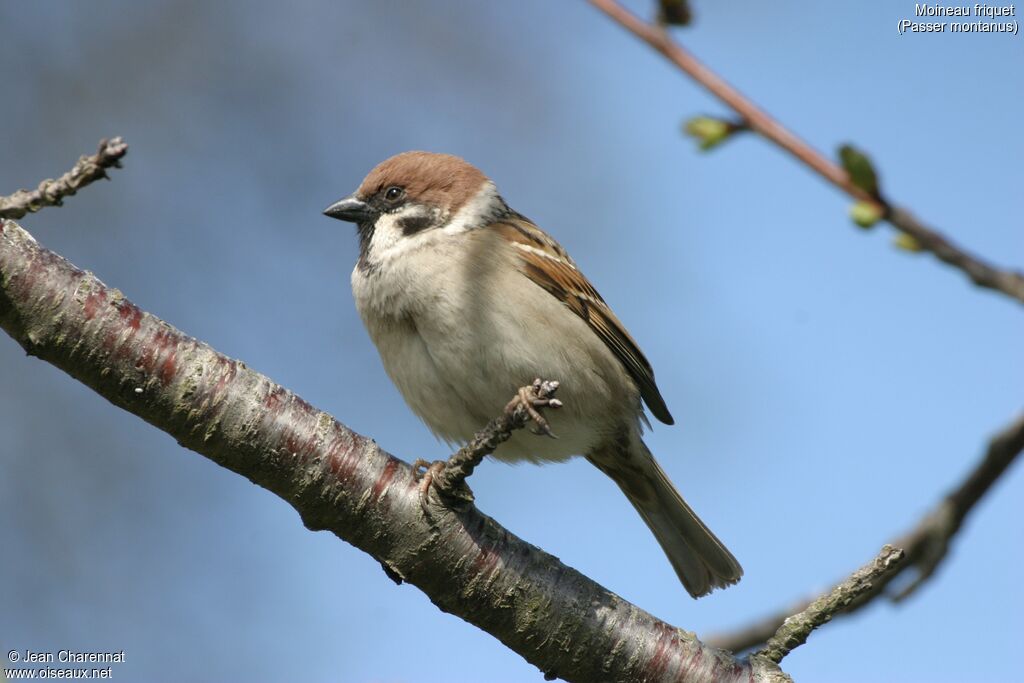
{"left": 708, "top": 413, "right": 1024, "bottom": 653}
{"left": 0, "top": 216, "right": 791, "bottom": 683}
{"left": 755, "top": 545, "right": 905, "bottom": 665}
{"left": 0, "top": 138, "right": 128, "bottom": 220}
{"left": 588, "top": 0, "right": 1024, "bottom": 306}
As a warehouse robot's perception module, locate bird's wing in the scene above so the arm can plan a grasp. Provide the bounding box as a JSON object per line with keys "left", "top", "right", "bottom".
{"left": 492, "top": 215, "right": 674, "bottom": 425}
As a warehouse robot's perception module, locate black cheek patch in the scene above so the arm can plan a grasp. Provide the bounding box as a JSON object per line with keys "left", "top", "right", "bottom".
{"left": 399, "top": 214, "right": 434, "bottom": 236}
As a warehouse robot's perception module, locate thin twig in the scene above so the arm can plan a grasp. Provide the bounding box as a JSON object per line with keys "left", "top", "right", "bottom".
{"left": 884, "top": 207, "right": 1024, "bottom": 308}
{"left": 889, "top": 411, "right": 1024, "bottom": 600}
{"left": 0, "top": 137, "right": 128, "bottom": 219}
{"left": 424, "top": 379, "right": 562, "bottom": 502}
{"left": 588, "top": 0, "right": 1024, "bottom": 305}
{"left": 754, "top": 545, "right": 905, "bottom": 665}
{"left": 709, "top": 413, "right": 1024, "bottom": 653}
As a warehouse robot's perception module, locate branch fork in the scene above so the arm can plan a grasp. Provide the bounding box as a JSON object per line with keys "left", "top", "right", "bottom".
{"left": 754, "top": 545, "right": 906, "bottom": 664}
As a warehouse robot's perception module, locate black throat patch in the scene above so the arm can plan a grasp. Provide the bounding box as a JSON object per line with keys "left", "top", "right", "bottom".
{"left": 356, "top": 221, "right": 377, "bottom": 275}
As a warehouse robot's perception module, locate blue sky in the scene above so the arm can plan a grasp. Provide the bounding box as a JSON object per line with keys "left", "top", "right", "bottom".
{"left": 1, "top": 2, "right": 1021, "bottom": 682}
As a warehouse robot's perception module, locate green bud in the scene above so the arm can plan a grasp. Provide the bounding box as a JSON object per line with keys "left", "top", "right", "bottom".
{"left": 893, "top": 232, "right": 924, "bottom": 252}
{"left": 850, "top": 201, "right": 883, "bottom": 228}
{"left": 839, "top": 144, "right": 881, "bottom": 198}
{"left": 684, "top": 117, "right": 733, "bottom": 151}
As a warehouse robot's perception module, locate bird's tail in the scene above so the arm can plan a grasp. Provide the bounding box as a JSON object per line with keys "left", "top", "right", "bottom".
{"left": 589, "top": 438, "right": 742, "bottom": 598}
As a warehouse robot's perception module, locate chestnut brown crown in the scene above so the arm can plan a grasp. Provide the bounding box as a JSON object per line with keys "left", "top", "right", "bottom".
{"left": 356, "top": 151, "right": 488, "bottom": 214}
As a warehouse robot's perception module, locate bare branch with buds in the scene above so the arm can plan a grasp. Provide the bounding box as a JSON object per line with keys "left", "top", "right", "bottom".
{"left": 588, "top": 0, "right": 1024, "bottom": 305}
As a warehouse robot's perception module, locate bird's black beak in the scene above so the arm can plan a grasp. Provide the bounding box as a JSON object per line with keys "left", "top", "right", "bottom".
{"left": 323, "top": 195, "right": 377, "bottom": 223}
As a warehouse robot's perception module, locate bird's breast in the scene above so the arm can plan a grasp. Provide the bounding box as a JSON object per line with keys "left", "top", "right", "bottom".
{"left": 350, "top": 230, "right": 640, "bottom": 463}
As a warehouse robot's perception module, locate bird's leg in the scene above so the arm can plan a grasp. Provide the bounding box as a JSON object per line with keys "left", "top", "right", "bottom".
{"left": 415, "top": 378, "right": 562, "bottom": 508}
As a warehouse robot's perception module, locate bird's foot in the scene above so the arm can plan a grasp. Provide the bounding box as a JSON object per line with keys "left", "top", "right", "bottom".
{"left": 505, "top": 378, "right": 563, "bottom": 438}
{"left": 411, "top": 458, "right": 473, "bottom": 506}
{"left": 411, "top": 458, "right": 448, "bottom": 497}
{"left": 411, "top": 379, "right": 562, "bottom": 511}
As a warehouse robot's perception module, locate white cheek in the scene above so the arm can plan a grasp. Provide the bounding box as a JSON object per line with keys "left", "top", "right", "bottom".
{"left": 368, "top": 212, "right": 405, "bottom": 255}
{"left": 362, "top": 181, "right": 501, "bottom": 271}
{"left": 368, "top": 205, "right": 439, "bottom": 263}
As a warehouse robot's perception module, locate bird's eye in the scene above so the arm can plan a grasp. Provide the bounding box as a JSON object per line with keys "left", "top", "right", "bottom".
{"left": 384, "top": 186, "right": 405, "bottom": 202}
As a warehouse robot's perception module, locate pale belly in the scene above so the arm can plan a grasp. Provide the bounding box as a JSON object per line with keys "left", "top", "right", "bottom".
{"left": 363, "top": 310, "right": 610, "bottom": 463}
{"left": 351, "top": 228, "right": 641, "bottom": 463}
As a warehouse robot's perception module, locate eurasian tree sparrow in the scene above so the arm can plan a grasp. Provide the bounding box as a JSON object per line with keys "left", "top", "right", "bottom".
{"left": 324, "top": 152, "right": 742, "bottom": 597}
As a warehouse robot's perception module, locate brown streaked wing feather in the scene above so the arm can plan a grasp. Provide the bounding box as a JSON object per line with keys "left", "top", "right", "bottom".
{"left": 493, "top": 218, "right": 674, "bottom": 425}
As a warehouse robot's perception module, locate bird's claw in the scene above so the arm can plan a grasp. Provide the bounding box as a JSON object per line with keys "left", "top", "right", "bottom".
{"left": 506, "top": 378, "right": 562, "bottom": 439}
{"left": 411, "top": 458, "right": 448, "bottom": 498}
{"left": 411, "top": 457, "right": 474, "bottom": 506}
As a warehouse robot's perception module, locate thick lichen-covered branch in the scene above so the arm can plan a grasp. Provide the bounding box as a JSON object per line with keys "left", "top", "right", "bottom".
{"left": 588, "top": 0, "right": 1024, "bottom": 305}
{"left": 0, "top": 138, "right": 128, "bottom": 219}
{"left": 0, "top": 218, "right": 792, "bottom": 683}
